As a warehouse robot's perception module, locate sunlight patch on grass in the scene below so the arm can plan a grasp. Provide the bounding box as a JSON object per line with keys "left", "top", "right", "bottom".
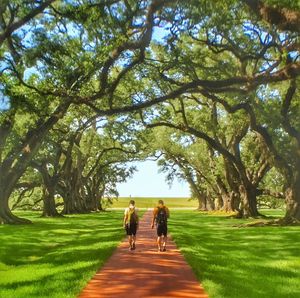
{"left": 169, "top": 210, "right": 300, "bottom": 298}
{"left": 0, "top": 211, "right": 125, "bottom": 298}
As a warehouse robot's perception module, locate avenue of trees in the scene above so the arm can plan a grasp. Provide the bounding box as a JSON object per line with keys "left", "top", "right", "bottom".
{"left": 0, "top": 0, "right": 299, "bottom": 224}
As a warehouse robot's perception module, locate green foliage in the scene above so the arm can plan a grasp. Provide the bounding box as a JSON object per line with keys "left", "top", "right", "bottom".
{"left": 257, "top": 196, "right": 285, "bottom": 209}
{"left": 264, "top": 0, "right": 300, "bottom": 10}
{"left": 1, "top": 0, "right": 299, "bottom": 223}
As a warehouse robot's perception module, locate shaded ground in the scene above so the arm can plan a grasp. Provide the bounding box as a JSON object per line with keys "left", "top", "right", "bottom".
{"left": 79, "top": 210, "right": 208, "bottom": 298}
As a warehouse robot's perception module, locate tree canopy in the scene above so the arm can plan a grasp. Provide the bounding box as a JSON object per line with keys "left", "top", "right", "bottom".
{"left": 0, "top": 0, "right": 299, "bottom": 224}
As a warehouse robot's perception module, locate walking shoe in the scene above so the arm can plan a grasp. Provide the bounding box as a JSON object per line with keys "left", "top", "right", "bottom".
{"left": 132, "top": 243, "right": 136, "bottom": 250}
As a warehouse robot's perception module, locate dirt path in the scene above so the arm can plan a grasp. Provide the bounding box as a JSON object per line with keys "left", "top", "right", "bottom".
{"left": 78, "top": 209, "right": 208, "bottom": 298}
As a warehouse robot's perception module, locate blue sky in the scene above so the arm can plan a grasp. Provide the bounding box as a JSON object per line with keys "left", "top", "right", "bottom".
{"left": 116, "top": 160, "right": 190, "bottom": 197}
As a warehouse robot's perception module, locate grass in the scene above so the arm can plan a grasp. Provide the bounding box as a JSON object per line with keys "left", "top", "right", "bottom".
{"left": 168, "top": 209, "right": 300, "bottom": 298}
{"left": 1, "top": 207, "right": 298, "bottom": 298}
{"left": 111, "top": 196, "right": 198, "bottom": 208}
{"left": 0, "top": 211, "right": 125, "bottom": 298}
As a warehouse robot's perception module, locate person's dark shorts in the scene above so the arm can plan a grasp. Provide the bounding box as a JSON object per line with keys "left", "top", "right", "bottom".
{"left": 125, "top": 223, "right": 137, "bottom": 236}
{"left": 156, "top": 223, "right": 167, "bottom": 237}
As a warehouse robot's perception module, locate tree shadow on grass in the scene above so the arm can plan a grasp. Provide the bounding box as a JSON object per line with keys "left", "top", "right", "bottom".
{"left": 0, "top": 211, "right": 126, "bottom": 298}
{"left": 169, "top": 211, "right": 300, "bottom": 298}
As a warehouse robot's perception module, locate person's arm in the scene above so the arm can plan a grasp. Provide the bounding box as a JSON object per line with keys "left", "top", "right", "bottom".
{"left": 123, "top": 209, "right": 128, "bottom": 227}
{"left": 166, "top": 207, "right": 170, "bottom": 218}
{"left": 151, "top": 208, "right": 157, "bottom": 228}
{"left": 136, "top": 212, "right": 139, "bottom": 229}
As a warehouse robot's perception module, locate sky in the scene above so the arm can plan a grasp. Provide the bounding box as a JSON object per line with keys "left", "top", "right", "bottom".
{"left": 116, "top": 160, "right": 190, "bottom": 198}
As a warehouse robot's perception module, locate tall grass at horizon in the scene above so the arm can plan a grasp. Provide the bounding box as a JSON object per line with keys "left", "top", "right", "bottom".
{"left": 110, "top": 196, "right": 198, "bottom": 208}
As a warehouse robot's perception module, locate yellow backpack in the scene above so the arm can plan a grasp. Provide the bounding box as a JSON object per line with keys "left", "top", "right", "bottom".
{"left": 128, "top": 208, "right": 138, "bottom": 225}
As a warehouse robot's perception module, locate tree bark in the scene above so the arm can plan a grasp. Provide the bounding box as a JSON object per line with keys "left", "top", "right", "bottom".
{"left": 238, "top": 184, "right": 260, "bottom": 218}
{"left": 284, "top": 159, "right": 300, "bottom": 222}
{"left": 216, "top": 175, "right": 235, "bottom": 212}
{"left": 284, "top": 188, "right": 300, "bottom": 223}
{"left": 42, "top": 187, "right": 60, "bottom": 217}
{"left": 0, "top": 101, "right": 71, "bottom": 224}
{"left": 97, "top": 199, "right": 104, "bottom": 211}
{"left": 243, "top": 0, "right": 300, "bottom": 33}
{"left": 204, "top": 196, "right": 215, "bottom": 211}
{"left": 62, "top": 194, "right": 77, "bottom": 214}
{"left": 0, "top": 180, "right": 31, "bottom": 224}
{"left": 31, "top": 161, "right": 60, "bottom": 217}
{"left": 61, "top": 181, "right": 88, "bottom": 214}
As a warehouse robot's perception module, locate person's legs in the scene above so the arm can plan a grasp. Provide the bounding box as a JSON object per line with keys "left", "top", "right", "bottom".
{"left": 126, "top": 224, "right": 135, "bottom": 250}
{"left": 157, "top": 224, "right": 164, "bottom": 251}
{"left": 162, "top": 224, "right": 168, "bottom": 251}
{"left": 131, "top": 223, "right": 137, "bottom": 249}
{"left": 132, "top": 235, "right": 136, "bottom": 249}
{"left": 126, "top": 224, "right": 131, "bottom": 249}
{"left": 162, "top": 235, "right": 167, "bottom": 251}
{"left": 157, "top": 236, "right": 162, "bottom": 251}
{"left": 128, "top": 235, "right": 133, "bottom": 250}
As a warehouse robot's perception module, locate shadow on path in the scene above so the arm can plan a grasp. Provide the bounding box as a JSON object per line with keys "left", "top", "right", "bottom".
{"left": 79, "top": 210, "right": 208, "bottom": 298}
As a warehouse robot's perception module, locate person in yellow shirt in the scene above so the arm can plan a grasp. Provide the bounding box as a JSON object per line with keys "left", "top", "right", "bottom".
{"left": 151, "top": 200, "right": 170, "bottom": 252}
{"left": 123, "top": 200, "right": 139, "bottom": 251}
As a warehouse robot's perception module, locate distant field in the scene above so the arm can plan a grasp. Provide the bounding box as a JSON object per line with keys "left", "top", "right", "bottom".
{"left": 110, "top": 197, "right": 198, "bottom": 208}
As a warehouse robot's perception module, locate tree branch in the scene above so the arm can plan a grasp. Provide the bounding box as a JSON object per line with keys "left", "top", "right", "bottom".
{"left": 243, "top": 0, "right": 300, "bottom": 33}
{"left": 280, "top": 79, "right": 300, "bottom": 145}
{"left": 0, "top": 0, "right": 56, "bottom": 46}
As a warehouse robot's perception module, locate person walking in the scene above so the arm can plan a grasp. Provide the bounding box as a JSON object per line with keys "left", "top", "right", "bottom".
{"left": 123, "top": 200, "right": 139, "bottom": 251}
{"left": 151, "top": 200, "right": 170, "bottom": 252}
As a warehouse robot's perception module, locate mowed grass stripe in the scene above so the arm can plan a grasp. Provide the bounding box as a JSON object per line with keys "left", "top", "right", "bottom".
{"left": 2, "top": 208, "right": 298, "bottom": 298}
{"left": 168, "top": 210, "right": 300, "bottom": 298}
{"left": 0, "top": 211, "right": 125, "bottom": 298}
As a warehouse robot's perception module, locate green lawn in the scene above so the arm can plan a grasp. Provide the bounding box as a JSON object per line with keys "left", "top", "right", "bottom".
{"left": 111, "top": 196, "right": 198, "bottom": 208}
{"left": 169, "top": 210, "right": 300, "bottom": 298}
{"left": 1, "top": 209, "right": 298, "bottom": 298}
{"left": 0, "top": 211, "right": 125, "bottom": 298}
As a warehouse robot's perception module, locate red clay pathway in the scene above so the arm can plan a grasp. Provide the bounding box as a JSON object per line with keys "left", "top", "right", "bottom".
{"left": 78, "top": 209, "right": 208, "bottom": 298}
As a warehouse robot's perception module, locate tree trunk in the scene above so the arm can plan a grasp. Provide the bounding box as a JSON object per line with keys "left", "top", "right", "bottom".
{"left": 62, "top": 193, "right": 77, "bottom": 214}
{"left": 97, "top": 199, "right": 103, "bottom": 211}
{"left": 238, "top": 184, "right": 260, "bottom": 218}
{"left": 230, "top": 191, "right": 241, "bottom": 211}
{"left": 61, "top": 190, "right": 88, "bottom": 214}
{"left": 0, "top": 180, "right": 31, "bottom": 224}
{"left": 42, "top": 187, "right": 60, "bottom": 217}
{"left": 284, "top": 163, "right": 300, "bottom": 222}
{"left": 284, "top": 188, "right": 300, "bottom": 223}
{"left": 0, "top": 101, "right": 71, "bottom": 224}
{"left": 221, "top": 194, "right": 234, "bottom": 212}
{"left": 205, "top": 196, "right": 215, "bottom": 211}
{"left": 214, "top": 196, "right": 223, "bottom": 210}
{"left": 196, "top": 197, "right": 206, "bottom": 210}
{"left": 216, "top": 176, "right": 235, "bottom": 212}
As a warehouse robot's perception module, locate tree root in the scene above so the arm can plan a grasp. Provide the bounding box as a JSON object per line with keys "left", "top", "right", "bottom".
{"left": 0, "top": 213, "right": 32, "bottom": 225}
{"left": 233, "top": 218, "right": 300, "bottom": 227}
